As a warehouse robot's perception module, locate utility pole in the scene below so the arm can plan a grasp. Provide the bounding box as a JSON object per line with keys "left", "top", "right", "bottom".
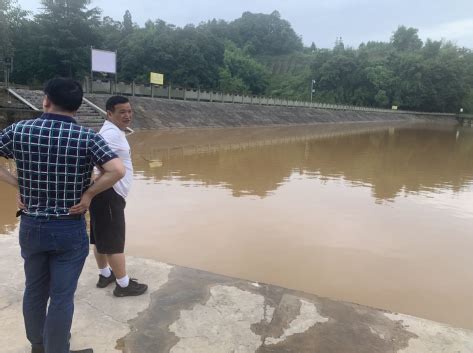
{"left": 310, "top": 79, "right": 316, "bottom": 103}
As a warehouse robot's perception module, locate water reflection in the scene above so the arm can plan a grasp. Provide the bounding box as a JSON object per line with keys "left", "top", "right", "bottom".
{"left": 129, "top": 122, "right": 473, "bottom": 201}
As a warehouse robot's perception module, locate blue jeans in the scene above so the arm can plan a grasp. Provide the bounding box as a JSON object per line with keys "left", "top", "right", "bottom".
{"left": 19, "top": 216, "right": 89, "bottom": 353}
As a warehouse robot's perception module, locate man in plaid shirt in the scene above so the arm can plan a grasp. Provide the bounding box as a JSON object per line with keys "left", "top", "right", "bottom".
{"left": 0, "top": 78, "right": 125, "bottom": 353}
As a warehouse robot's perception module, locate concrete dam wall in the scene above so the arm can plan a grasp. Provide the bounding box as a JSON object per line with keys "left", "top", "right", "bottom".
{"left": 86, "top": 94, "right": 456, "bottom": 129}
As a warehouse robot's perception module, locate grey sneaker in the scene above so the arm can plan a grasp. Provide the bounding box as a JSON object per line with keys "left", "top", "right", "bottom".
{"left": 113, "top": 278, "right": 148, "bottom": 297}
{"left": 96, "top": 271, "right": 116, "bottom": 288}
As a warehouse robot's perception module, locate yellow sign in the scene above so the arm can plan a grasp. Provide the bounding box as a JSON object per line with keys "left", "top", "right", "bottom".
{"left": 391, "top": 105, "right": 398, "bottom": 110}
{"left": 150, "top": 72, "right": 164, "bottom": 85}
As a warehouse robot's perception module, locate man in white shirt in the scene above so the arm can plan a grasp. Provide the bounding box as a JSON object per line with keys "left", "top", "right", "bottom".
{"left": 89, "top": 96, "right": 147, "bottom": 297}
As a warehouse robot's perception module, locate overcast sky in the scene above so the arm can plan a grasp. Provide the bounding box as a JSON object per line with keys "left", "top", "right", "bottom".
{"left": 16, "top": 0, "right": 473, "bottom": 49}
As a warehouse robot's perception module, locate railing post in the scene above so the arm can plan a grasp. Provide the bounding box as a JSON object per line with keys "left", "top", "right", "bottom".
{"left": 84, "top": 77, "right": 89, "bottom": 93}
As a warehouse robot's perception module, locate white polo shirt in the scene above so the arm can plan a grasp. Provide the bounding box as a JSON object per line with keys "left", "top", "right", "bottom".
{"left": 98, "top": 120, "right": 133, "bottom": 198}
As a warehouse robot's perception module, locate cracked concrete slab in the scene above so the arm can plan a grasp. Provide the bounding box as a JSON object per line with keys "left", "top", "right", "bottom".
{"left": 0, "top": 232, "right": 172, "bottom": 353}
{"left": 169, "top": 285, "right": 266, "bottom": 353}
{"left": 264, "top": 298, "right": 328, "bottom": 345}
{"left": 1, "top": 233, "right": 473, "bottom": 353}
{"left": 385, "top": 313, "right": 473, "bottom": 353}
{"left": 0, "top": 286, "right": 24, "bottom": 353}
{"left": 71, "top": 257, "right": 172, "bottom": 353}
{"left": 123, "top": 265, "right": 473, "bottom": 353}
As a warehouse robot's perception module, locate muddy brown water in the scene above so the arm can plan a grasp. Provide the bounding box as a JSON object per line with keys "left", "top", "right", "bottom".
{"left": 1, "top": 121, "right": 473, "bottom": 329}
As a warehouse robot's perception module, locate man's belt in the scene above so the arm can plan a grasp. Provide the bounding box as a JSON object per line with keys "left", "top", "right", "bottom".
{"left": 16, "top": 210, "right": 83, "bottom": 221}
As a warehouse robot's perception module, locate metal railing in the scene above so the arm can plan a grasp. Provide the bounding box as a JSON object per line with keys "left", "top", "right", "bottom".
{"left": 7, "top": 88, "right": 40, "bottom": 111}
{"left": 83, "top": 79, "right": 457, "bottom": 118}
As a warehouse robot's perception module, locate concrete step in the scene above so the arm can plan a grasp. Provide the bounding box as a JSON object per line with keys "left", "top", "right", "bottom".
{"left": 11, "top": 88, "right": 105, "bottom": 129}
{"left": 77, "top": 120, "right": 104, "bottom": 125}
{"left": 78, "top": 111, "right": 98, "bottom": 115}
{"left": 76, "top": 116, "right": 104, "bottom": 121}
{"left": 76, "top": 113, "right": 101, "bottom": 117}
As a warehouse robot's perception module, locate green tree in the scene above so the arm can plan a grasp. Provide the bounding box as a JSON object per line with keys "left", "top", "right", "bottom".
{"left": 310, "top": 46, "right": 362, "bottom": 104}
{"left": 0, "top": 0, "right": 13, "bottom": 63}
{"left": 118, "top": 20, "right": 224, "bottom": 88}
{"left": 123, "top": 10, "right": 133, "bottom": 35}
{"left": 228, "top": 11, "right": 303, "bottom": 55}
{"left": 219, "top": 42, "right": 269, "bottom": 94}
{"left": 422, "top": 39, "right": 442, "bottom": 59}
{"left": 461, "top": 50, "right": 473, "bottom": 112}
{"left": 33, "top": 0, "right": 102, "bottom": 80}
{"left": 100, "top": 16, "right": 123, "bottom": 50}
{"left": 2, "top": 0, "right": 34, "bottom": 84}
{"left": 374, "top": 89, "right": 389, "bottom": 107}
{"left": 391, "top": 26, "right": 423, "bottom": 52}
{"left": 0, "top": 0, "right": 26, "bottom": 66}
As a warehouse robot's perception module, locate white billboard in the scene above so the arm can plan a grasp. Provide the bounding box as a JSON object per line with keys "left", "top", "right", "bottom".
{"left": 91, "top": 48, "right": 116, "bottom": 74}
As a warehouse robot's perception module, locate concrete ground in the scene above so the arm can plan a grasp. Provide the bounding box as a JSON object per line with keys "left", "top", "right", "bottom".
{"left": 1, "top": 232, "right": 472, "bottom": 353}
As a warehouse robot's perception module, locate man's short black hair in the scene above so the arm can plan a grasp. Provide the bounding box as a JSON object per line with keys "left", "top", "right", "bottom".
{"left": 43, "top": 78, "right": 83, "bottom": 112}
{"left": 106, "top": 96, "right": 130, "bottom": 112}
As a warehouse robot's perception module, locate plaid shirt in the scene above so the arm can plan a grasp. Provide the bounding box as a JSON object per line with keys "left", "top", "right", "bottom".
{"left": 0, "top": 113, "right": 117, "bottom": 217}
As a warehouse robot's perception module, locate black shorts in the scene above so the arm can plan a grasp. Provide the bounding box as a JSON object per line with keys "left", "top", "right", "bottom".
{"left": 89, "top": 188, "right": 126, "bottom": 254}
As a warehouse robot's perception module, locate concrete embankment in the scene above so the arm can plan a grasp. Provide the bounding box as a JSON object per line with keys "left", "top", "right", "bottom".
{"left": 1, "top": 232, "right": 472, "bottom": 353}
{"left": 86, "top": 94, "right": 456, "bottom": 129}
{"left": 0, "top": 88, "right": 458, "bottom": 129}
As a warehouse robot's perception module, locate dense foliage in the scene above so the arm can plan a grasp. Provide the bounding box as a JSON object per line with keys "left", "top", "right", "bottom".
{"left": 1, "top": 0, "right": 472, "bottom": 112}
